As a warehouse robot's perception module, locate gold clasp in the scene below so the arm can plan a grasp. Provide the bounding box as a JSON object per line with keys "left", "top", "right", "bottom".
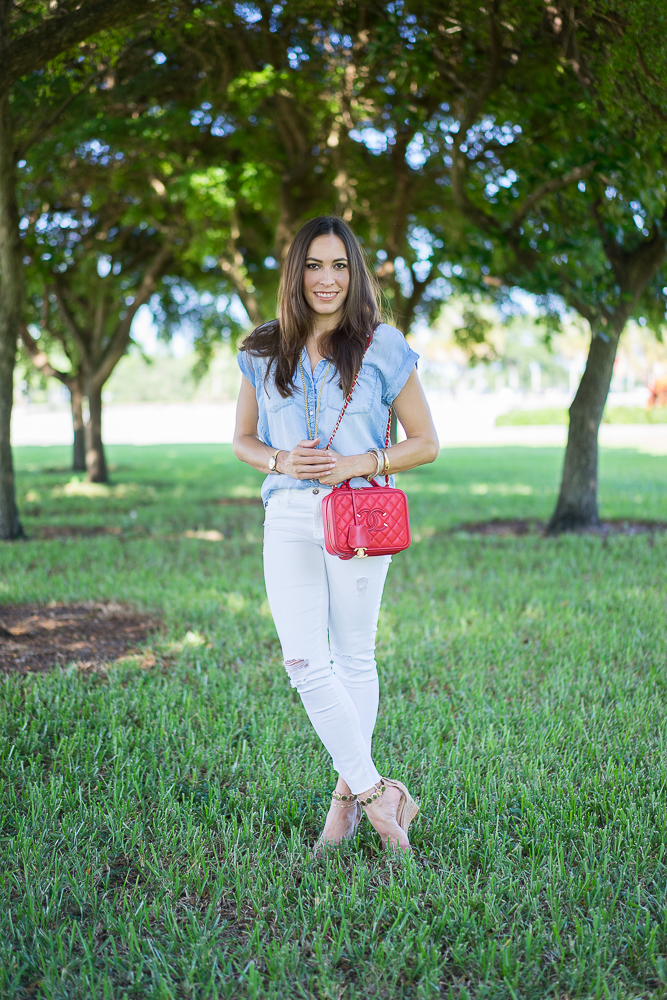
{"left": 354, "top": 548, "right": 368, "bottom": 558}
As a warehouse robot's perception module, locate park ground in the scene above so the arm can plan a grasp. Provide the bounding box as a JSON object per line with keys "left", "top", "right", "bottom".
{"left": 1, "top": 443, "right": 667, "bottom": 999}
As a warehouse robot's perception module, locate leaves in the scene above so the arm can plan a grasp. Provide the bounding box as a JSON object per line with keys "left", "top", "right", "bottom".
{"left": 15, "top": 0, "right": 667, "bottom": 373}
{"left": 453, "top": 308, "right": 496, "bottom": 362}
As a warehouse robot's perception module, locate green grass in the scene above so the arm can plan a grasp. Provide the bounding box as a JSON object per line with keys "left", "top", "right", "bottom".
{"left": 2, "top": 444, "right": 667, "bottom": 999}
{"left": 496, "top": 406, "right": 667, "bottom": 426}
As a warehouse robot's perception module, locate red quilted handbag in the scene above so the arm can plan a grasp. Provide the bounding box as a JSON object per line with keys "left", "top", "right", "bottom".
{"left": 322, "top": 477, "right": 411, "bottom": 559}
{"left": 321, "top": 342, "right": 411, "bottom": 560}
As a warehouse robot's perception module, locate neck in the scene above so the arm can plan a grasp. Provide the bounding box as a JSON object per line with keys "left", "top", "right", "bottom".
{"left": 310, "top": 312, "right": 340, "bottom": 340}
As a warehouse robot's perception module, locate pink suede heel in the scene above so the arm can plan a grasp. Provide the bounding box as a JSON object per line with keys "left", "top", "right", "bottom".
{"left": 382, "top": 777, "right": 420, "bottom": 839}
{"left": 312, "top": 792, "right": 363, "bottom": 858}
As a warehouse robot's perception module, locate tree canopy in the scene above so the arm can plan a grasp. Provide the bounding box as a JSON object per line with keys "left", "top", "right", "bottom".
{"left": 3, "top": 0, "right": 667, "bottom": 530}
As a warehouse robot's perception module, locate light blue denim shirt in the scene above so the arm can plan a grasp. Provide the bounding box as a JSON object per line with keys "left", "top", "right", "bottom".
{"left": 238, "top": 322, "right": 419, "bottom": 504}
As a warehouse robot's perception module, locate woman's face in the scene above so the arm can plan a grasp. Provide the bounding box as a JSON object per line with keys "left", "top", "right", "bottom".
{"left": 303, "top": 234, "right": 350, "bottom": 320}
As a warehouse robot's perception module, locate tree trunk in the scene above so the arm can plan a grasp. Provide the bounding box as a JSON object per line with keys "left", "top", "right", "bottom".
{"left": 85, "top": 383, "right": 108, "bottom": 483}
{"left": 547, "top": 325, "right": 620, "bottom": 533}
{"left": 548, "top": 223, "right": 667, "bottom": 533}
{"left": 70, "top": 379, "right": 86, "bottom": 471}
{"left": 0, "top": 93, "right": 24, "bottom": 540}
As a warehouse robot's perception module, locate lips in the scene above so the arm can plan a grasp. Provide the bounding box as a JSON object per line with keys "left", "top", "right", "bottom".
{"left": 314, "top": 291, "right": 339, "bottom": 300}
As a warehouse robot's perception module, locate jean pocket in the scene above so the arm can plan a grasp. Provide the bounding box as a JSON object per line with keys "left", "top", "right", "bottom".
{"left": 264, "top": 494, "right": 288, "bottom": 521}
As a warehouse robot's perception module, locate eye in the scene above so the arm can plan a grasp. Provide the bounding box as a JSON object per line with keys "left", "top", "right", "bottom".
{"left": 306, "top": 262, "right": 320, "bottom": 269}
{"left": 333, "top": 262, "right": 348, "bottom": 269}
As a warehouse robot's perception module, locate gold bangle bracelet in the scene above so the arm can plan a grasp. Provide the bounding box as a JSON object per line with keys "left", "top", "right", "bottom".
{"left": 365, "top": 448, "right": 383, "bottom": 480}
{"left": 382, "top": 449, "right": 390, "bottom": 475}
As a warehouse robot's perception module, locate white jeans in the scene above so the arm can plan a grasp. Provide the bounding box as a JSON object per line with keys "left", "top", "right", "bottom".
{"left": 263, "top": 488, "right": 391, "bottom": 794}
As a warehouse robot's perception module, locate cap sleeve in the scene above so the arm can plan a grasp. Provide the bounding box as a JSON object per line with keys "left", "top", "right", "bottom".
{"left": 370, "top": 324, "right": 419, "bottom": 406}
{"left": 237, "top": 349, "right": 256, "bottom": 388}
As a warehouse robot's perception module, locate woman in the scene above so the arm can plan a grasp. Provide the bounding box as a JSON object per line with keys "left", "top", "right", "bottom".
{"left": 233, "top": 217, "right": 439, "bottom": 852}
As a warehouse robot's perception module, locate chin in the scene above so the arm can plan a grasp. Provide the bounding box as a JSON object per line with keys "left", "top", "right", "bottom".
{"left": 310, "top": 300, "right": 343, "bottom": 314}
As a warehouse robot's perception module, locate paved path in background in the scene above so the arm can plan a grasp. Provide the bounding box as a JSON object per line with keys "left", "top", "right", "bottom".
{"left": 11, "top": 397, "right": 667, "bottom": 455}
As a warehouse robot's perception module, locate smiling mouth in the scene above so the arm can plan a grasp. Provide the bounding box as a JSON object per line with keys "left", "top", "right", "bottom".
{"left": 314, "top": 291, "right": 339, "bottom": 300}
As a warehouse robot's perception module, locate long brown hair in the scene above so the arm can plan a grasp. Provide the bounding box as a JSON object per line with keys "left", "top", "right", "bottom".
{"left": 241, "top": 216, "right": 381, "bottom": 397}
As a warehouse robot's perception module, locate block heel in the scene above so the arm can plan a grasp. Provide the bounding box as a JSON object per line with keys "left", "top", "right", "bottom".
{"left": 382, "top": 778, "right": 419, "bottom": 837}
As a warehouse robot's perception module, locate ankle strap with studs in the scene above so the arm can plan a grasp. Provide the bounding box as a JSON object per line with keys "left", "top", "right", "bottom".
{"left": 331, "top": 790, "right": 357, "bottom": 808}
{"left": 358, "top": 781, "right": 385, "bottom": 807}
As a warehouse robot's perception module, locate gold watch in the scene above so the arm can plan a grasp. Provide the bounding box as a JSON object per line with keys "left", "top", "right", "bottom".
{"left": 268, "top": 450, "right": 283, "bottom": 474}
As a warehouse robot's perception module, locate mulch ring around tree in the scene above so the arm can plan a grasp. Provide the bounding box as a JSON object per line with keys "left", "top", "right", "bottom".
{"left": 454, "top": 518, "right": 667, "bottom": 537}
{"left": 31, "top": 525, "right": 124, "bottom": 539}
{"left": 0, "top": 602, "right": 161, "bottom": 675}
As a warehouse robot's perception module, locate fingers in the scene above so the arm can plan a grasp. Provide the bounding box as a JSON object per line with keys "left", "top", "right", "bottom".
{"left": 291, "top": 450, "right": 335, "bottom": 465}
{"left": 294, "top": 465, "right": 336, "bottom": 478}
{"left": 292, "top": 448, "right": 333, "bottom": 458}
{"left": 284, "top": 440, "right": 337, "bottom": 480}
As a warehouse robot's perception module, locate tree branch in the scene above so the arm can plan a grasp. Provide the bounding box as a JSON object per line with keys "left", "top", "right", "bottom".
{"left": 52, "top": 280, "right": 90, "bottom": 364}
{"left": 219, "top": 211, "right": 261, "bottom": 325}
{"left": 402, "top": 273, "right": 428, "bottom": 334}
{"left": 430, "top": 44, "right": 468, "bottom": 94}
{"left": 630, "top": 73, "right": 667, "bottom": 123}
{"left": 384, "top": 129, "right": 419, "bottom": 261}
{"left": 0, "top": 0, "right": 154, "bottom": 98}
{"left": 91, "top": 298, "right": 107, "bottom": 360}
{"left": 16, "top": 66, "right": 105, "bottom": 158}
{"left": 589, "top": 197, "right": 623, "bottom": 280}
{"left": 90, "top": 243, "right": 172, "bottom": 390}
{"left": 449, "top": 1, "right": 505, "bottom": 234}
{"left": 508, "top": 163, "right": 595, "bottom": 232}
{"left": 19, "top": 322, "right": 73, "bottom": 385}
{"left": 458, "top": 1, "right": 503, "bottom": 136}
{"left": 634, "top": 43, "right": 666, "bottom": 90}
{"left": 16, "top": 33, "right": 144, "bottom": 158}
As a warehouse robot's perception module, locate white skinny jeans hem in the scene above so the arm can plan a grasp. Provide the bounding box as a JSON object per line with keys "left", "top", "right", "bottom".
{"left": 263, "top": 487, "right": 390, "bottom": 795}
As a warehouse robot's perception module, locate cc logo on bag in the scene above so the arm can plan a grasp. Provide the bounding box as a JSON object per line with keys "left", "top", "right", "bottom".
{"left": 360, "top": 508, "right": 387, "bottom": 531}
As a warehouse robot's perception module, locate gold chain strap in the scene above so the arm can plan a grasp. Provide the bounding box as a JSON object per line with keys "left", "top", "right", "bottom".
{"left": 299, "top": 358, "right": 332, "bottom": 441}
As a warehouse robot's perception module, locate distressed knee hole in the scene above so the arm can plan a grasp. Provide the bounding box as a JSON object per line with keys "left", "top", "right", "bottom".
{"left": 284, "top": 658, "right": 309, "bottom": 687}
{"left": 356, "top": 577, "right": 369, "bottom": 596}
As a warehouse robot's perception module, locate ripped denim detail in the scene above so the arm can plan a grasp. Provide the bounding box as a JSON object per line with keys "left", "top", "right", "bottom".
{"left": 284, "top": 658, "right": 309, "bottom": 689}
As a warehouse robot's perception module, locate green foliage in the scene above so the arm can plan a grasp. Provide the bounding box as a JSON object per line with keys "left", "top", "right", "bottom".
{"left": 605, "top": 406, "right": 667, "bottom": 424}
{"left": 15, "top": 0, "right": 667, "bottom": 377}
{"left": 496, "top": 407, "right": 571, "bottom": 426}
{"left": 16, "top": 23, "right": 250, "bottom": 383}
{"left": 452, "top": 308, "right": 496, "bottom": 362}
{"left": 2, "top": 444, "right": 667, "bottom": 996}
{"left": 497, "top": 406, "right": 667, "bottom": 426}
{"left": 13, "top": 1, "right": 667, "bottom": 362}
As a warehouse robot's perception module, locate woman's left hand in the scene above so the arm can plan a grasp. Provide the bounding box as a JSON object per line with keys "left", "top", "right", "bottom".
{"left": 315, "top": 449, "right": 376, "bottom": 487}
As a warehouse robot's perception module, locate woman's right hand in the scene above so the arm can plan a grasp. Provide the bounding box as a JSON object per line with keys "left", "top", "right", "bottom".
{"left": 277, "top": 438, "right": 337, "bottom": 480}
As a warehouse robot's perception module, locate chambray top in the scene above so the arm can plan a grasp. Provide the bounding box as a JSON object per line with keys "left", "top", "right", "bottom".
{"left": 237, "top": 322, "right": 419, "bottom": 504}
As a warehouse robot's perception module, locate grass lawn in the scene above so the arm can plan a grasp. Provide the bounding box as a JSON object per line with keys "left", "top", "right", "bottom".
{"left": 2, "top": 443, "right": 667, "bottom": 999}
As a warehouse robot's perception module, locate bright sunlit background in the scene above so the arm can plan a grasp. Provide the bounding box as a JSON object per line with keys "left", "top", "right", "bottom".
{"left": 12, "top": 294, "right": 667, "bottom": 451}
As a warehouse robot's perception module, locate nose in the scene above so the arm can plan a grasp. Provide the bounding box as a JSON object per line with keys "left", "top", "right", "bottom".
{"left": 317, "top": 269, "right": 338, "bottom": 286}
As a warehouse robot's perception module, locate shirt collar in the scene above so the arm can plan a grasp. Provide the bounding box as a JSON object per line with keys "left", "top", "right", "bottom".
{"left": 300, "top": 346, "right": 329, "bottom": 379}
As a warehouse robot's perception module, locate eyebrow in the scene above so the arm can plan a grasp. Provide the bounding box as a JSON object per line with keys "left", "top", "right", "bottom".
{"left": 305, "top": 256, "right": 348, "bottom": 263}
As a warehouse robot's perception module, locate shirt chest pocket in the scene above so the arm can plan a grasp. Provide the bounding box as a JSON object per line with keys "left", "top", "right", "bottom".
{"left": 325, "top": 367, "right": 378, "bottom": 415}
{"left": 262, "top": 384, "right": 293, "bottom": 413}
